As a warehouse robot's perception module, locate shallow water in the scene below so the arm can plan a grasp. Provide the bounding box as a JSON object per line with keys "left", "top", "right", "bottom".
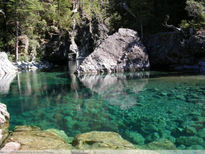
{"left": 0, "top": 70, "right": 205, "bottom": 149}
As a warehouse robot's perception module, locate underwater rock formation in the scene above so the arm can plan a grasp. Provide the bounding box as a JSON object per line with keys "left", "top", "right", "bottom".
{"left": 146, "top": 139, "right": 176, "bottom": 150}
{"left": 1, "top": 126, "right": 72, "bottom": 151}
{"left": 0, "top": 52, "right": 17, "bottom": 75}
{"left": 0, "top": 103, "right": 10, "bottom": 146}
{"left": 77, "top": 28, "right": 149, "bottom": 74}
{"left": 72, "top": 131, "right": 136, "bottom": 149}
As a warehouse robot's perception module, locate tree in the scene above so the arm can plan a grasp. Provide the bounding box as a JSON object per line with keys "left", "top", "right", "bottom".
{"left": 182, "top": 0, "right": 205, "bottom": 30}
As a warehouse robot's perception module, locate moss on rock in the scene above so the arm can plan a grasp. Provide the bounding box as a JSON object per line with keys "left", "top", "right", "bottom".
{"left": 3, "top": 126, "right": 72, "bottom": 150}
{"left": 72, "top": 131, "right": 136, "bottom": 149}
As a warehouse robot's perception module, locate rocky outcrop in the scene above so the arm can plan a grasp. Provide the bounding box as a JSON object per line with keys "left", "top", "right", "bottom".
{"left": 147, "top": 31, "right": 205, "bottom": 72}
{"left": 0, "top": 52, "right": 17, "bottom": 75}
{"left": 72, "top": 131, "right": 136, "bottom": 149}
{"left": 0, "top": 103, "right": 10, "bottom": 146}
{"left": 1, "top": 126, "right": 72, "bottom": 151}
{"left": 147, "top": 32, "right": 186, "bottom": 67}
{"left": 186, "top": 30, "right": 205, "bottom": 56}
{"left": 14, "top": 61, "right": 51, "bottom": 72}
{"left": 0, "top": 73, "right": 16, "bottom": 94}
{"left": 77, "top": 28, "right": 150, "bottom": 74}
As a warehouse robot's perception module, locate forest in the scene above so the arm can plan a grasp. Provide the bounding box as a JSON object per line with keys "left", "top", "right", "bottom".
{"left": 0, "top": 0, "right": 204, "bottom": 64}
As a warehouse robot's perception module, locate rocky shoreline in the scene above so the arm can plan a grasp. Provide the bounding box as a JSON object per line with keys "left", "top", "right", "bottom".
{"left": 13, "top": 61, "right": 51, "bottom": 72}
{"left": 0, "top": 52, "right": 51, "bottom": 76}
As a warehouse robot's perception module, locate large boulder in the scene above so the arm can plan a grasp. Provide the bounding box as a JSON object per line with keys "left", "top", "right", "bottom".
{"left": 147, "top": 32, "right": 186, "bottom": 67}
{"left": 1, "top": 126, "right": 72, "bottom": 151}
{"left": 77, "top": 28, "right": 150, "bottom": 74}
{"left": 0, "top": 52, "right": 17, "bottom": 75}
{"left": 147, "top": 31, "right": 205, "bottom": 71}
{"left": 186, "top": 30, "right": 205, "bottom": 56}
{"left": 0, "top": 103, "right": 10, "bottom": 146}
{"left": 72, "top": 131, "right": 136, "bottom": 149}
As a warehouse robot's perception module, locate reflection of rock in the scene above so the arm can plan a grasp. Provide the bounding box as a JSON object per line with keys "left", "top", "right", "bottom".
{"left": 0, "top": 73, "right": 16, "bottom": 94}
{"left": 72, "top": 131, "right": 136, "bottom": 149}
{"left": 79, "top": 72, "right": 148, "bottom": 109}
{"left": 1, "top": 126, "right": 72, "bottom": 151}
{"left": 0, "top": 103, "right": 10, "bottom": 146}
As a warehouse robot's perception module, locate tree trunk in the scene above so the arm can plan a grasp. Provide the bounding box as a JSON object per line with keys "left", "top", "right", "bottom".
{"left": 15, "top": 21, "right": 19, "bottom": 62}
{"left": 70, "top": 0, "right": 80, "bottom": 59}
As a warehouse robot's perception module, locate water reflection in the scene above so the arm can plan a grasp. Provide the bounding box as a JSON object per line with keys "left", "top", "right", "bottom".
{"left": 0, "top": 73, "right": 16, "bottom": 94}
{"left": 78, "top": 72, "right": 149, "bottom": 109}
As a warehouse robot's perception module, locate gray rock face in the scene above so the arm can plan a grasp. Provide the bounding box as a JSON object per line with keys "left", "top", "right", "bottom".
{"left": 0, "top": 103, "right": 10, "bottom": 146}
{"left": 77, "top": 28, "right": 150, "bottom": 74}
{"left": 147, "top": 32, "right": 186, "bottom": 67}
{"left": 0, "top": 73, "right": 16, "bottom": 94}
{"left": 147, "top": 31, "right": 205, "bottom": 71}
{"left": 0, "top": 52, "right": 17, "bottom": 75}
{"left": 14, "top": 61, "right": 51, "bottom": 72}
{"left": 186, "top": 30, "right": 205, "bottom": 56}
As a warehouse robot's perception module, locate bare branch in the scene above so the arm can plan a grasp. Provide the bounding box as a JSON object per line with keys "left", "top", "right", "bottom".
{"left": 0, "top": 9, "right": 6, "bottom": 18}
{"left": 163, "top": 15, "right": 182, "bottom": 32}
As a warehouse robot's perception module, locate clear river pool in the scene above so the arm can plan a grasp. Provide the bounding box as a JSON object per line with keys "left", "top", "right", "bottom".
{"left": 0, "top": 70, "right": 204, "bottom": 150}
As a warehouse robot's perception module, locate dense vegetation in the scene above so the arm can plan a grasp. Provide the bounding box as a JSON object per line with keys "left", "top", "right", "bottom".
{"left": 0, "top": 0, "right": 204, "bottom": 63}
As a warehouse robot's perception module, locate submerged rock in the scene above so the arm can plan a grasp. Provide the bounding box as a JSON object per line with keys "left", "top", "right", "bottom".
{"left": 176, "top": 136, "right": 204, "bottom": 147}
{"left": 72, "top": 131, "right": 136, "bottom": 149}
{"left": 146, "top": 139, "right": 176, "bottom": 150}
{"left": 2, "top": 125, "right": 72, "bottom": 150}
{"left": 77, "top": 28, "right": 149, "bottom": 74}
{"left": 0, "top": 103, "right": 10, "bottom": 146}
{"left": 0, "top": 52, "right": 17, "bottom": 75}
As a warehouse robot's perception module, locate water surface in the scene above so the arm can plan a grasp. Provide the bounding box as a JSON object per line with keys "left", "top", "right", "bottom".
{"left": 0, "top": 70, "right": 204, "bottom": 150}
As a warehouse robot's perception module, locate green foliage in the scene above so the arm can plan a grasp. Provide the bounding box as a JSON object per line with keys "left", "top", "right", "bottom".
{"left": 182, "top": 0, "right": 205, "bottom": 30}
{"left": 0, "top": 0, "right": 204, "bottom": 61}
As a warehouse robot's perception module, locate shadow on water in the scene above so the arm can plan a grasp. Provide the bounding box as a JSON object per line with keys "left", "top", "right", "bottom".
{"left": 0, "top": 61, "right": 204, "bottom": 149}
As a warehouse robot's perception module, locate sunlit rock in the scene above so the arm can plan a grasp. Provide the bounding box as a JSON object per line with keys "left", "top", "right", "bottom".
{"left": 72, "top": 131, "right": 136, "bottom": 149}
{"left": 0, "top": 142, "right": 21, "bottom": 152}
{"left": 0, "top": 73, "right": 16, "bottom": 94}
{"left": 0, "top": 103, "right": 10, "bottom": 146}
{"left": 77, "top": 28, "right": 149, "bottom": 74}
{"left": 3, "top": 125, "right": 72, "bottom": 150}
{"left": 0, "top": 52, "right": 17, "bottom": 75}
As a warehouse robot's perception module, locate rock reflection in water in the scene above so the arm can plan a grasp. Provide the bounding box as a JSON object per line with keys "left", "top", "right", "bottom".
{"left": 78, "top": 72, "right": 149, "bottom": 109}
{"left": 0, "top": 73, "right": 16, "bottom": 94}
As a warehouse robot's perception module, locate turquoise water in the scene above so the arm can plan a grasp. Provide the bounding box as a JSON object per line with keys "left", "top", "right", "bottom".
{"left": 0, "top": 71, "right": 205, "bottom": 149}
